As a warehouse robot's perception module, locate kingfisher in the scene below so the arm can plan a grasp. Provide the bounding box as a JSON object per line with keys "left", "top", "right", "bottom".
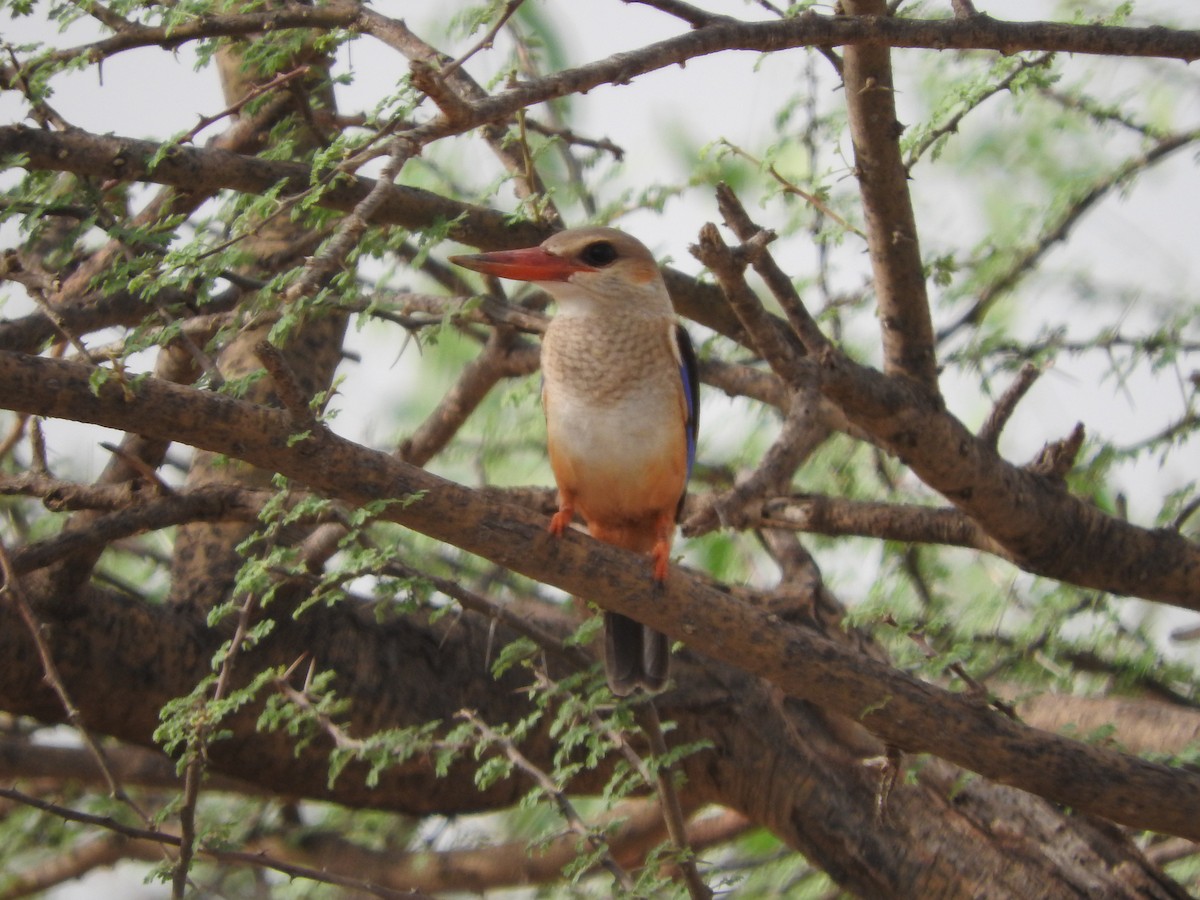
{"left": 450, "top": 227, "right": 699, "bottom": 695}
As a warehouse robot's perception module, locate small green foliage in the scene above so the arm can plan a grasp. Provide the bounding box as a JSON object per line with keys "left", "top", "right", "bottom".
{"left": 491, "top": 635, "right": 539, "bottom": 678}
{"left": 474, "top": 754, "right": 514, "bottom": 792}
{"left": 562, "top": 614, "right": 603, "bottom": 649}
{"left": 86, "top": 366, "right": 110, "bottom": 395}
{"left": 927, "top": 253, "right": 958, "bottom": 287}
{"left": 155, "top": 665, "right": 281, "bottom": 760}
{"left": 327, "top": 720, "right": 448, "bottom": 790}
{"left": 858, "top": 694, "right": 893, "bottom": 720}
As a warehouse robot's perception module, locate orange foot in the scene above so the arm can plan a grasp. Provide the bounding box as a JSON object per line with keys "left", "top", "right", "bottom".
{"left": 651, "top": 539, "right": 671, "bottom": 582}
{"left": 651, "top": 508, "right": 676, "bottom": 582}
{"left": 549, "top": 504, "right": 574, "bottom": 537}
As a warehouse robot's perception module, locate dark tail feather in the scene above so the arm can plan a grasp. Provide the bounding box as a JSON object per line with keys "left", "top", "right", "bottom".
{"left": 605, "top": 612, "right": 669, "bottom": 696}
{"left": 640, "top": 627, "right": 669, "bottom": 693}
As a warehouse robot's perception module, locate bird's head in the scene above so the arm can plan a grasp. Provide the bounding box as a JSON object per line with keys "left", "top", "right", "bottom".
{"left": 449, "top": 227, "right": 673, "bottom": 317}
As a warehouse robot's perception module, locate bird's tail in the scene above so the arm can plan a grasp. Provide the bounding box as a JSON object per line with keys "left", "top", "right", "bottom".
{"left": 604, "top": 611, "right": 669, "bottom": 696}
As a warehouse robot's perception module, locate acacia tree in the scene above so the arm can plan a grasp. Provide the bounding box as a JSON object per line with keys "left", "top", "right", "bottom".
{"left": 1, "top": 0, "right": 1199, "bottom": 896}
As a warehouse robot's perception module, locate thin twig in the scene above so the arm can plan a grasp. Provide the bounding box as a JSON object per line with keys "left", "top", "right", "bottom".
{"left": 181, "top": 65, "right": 312, "bottom": 144}
{"left": 938, "top": 126, "right": 1200, "bottom": 342}
{"left": 6, "top": 486, "right": 268, "bottom": 574}
{"left": 641, "top": 702, "right": 711, "bottom": 900}
{"left": 0, "top": 540, "right": 156, "bottom": 831}
{"left": 524, "top": 119, "right": 625, "bottom": 160}
{"left": 171, "top": 568, "right": 267, "bottom": 892}
{"left": 255, "top": 340, "right": 319, "bottom": 431}
{"left": 399, "top": 327, "right": 532, "bottom": 467}
{"left": 0, "top": 787, "right": 429, "bottom": 899}
{"left": 373, "top": 11, "right": 561, "bottom": 224}
{"left": 1040, "top": 85, "right": 1168, "bottom": 139}
{"left": 388, "top": 558, "right": 584, "bottom": 667}
{"left": 98, "top": 441, "right": 175, "bottom": 495}
{"left": 719, "top": 140, "right": 865, "bottom": 239}
{"left": 2, "top": 42, "right": 72, "bottom": 130}
{"left": 461, "top": 710, "right": 635, "bottom": 892}
{"left": 905, "top": 52, "right": 1054, "bottom": 169}
{"left": 284, "top": 137, "right": 416, "bottom": 303}
{"left": 683, "top": 389, "right": 829, "bottom": 537}
{"left": 714, "top": 184, "right": 834, "bottom": 358}
{"left": 977, "top": 363, "right": 1042, "bottom": 448}
{"left": 440, "top": 0, "right": 526, "bottom": 78}
{"left": 172, "top": 757, "right": 202, "bottom": 899}
{"left": 626, "top": 0, "right": 732, "bottom": 27}
{"left": 1171, "top": 497, "right": 1200, "bottom": 534}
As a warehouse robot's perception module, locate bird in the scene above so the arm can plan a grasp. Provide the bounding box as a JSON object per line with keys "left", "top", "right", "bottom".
{"left": 450, "top": 227, "right": 699, "bottom": 695}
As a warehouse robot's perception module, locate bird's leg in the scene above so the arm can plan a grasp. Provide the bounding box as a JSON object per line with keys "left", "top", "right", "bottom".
{"left": 549, "top": 491, "right": 576, "bottom": 537}
{"left": 650, "top": 508, "right": 676, "bottom": 582}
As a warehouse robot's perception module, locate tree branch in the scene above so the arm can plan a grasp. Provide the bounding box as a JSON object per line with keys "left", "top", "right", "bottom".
{"left": 0, "top": 124, "right": 546, "bottom": 253}
{"left": 0, "top": 788, "right": 430, "bottom": 899}
{"left": 842, "top": 0, "right": 939, "bottom": 388}
{"left": 815, "top": 349, "right": 1200, "bottom": 609}
{"left": 938, "top": 125, "right": 1200, "bottom": 342}
{"left": 757, "top": 494, "right": 1005, "bottom": 554}
{"left": 10, "top": 7, "right": 1199, "bottom": 89}
{"left": 0, "top": 125, "right": 753, "bottom": 346}
{"left": 1, "top": 349, "right": 1199, "bottom": 839}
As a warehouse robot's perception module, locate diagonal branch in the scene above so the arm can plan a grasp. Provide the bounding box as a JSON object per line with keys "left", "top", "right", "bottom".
{"left": 0, "top": 125, "right": 547, "bottom": 253}
{"left": 462, "top": 711, "right": 635, "bottom": 892}
{"left": 815, "top": 349, "right": 1200, "bottom": 606}
{"left": 937, "top": 125, "right": 1200, "bottom": 342}
{"left": 0, "top": 542, "right": 159, "bottom": 840}
{"left": 0, "top": 125, "right": 753, "bottom": 345}
{"left": 1, "top": 349, "right": 1199, "bottom": 839}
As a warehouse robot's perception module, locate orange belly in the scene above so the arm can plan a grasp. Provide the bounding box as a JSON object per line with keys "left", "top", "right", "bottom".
{"left": 546, "top": 399, "right": 687, "bottom": 552}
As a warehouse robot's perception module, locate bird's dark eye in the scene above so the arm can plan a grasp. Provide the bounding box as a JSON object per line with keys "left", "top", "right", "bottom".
{"left": 579, "top": 241, "right": 618, "bottom": 267}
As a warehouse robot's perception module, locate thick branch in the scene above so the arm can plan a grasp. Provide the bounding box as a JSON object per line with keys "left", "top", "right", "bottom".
{"left": 758, "top": 494, "right": 1006, "bottom": 555}
{"left": 0, "top": 349, "right": 1198, "bottom": 839}
{"left": 0, "top": 735, "right": 257, "bottom": 795}
{"left": 841, "top": 0, "right": 938, "bottom": 387}
{"left": 10, "top": 7, "right": 1200, "bottom": 86}
{"left": 0, "top": 124, "right": 545, "bottom": 253}
{"left": 0, "top": 125, "right": 749, "bottom": 344}
{"left": 252, "top": 803, "right": 740, "bottom": 895}
{"left": 387, "top": 14, "right": 1200, "bottom": 156}
{"left": 816, "top": 350, "right": 1200, "bottom": 610}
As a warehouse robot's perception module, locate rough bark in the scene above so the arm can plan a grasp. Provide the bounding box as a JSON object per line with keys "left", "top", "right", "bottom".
{"left": 0, "top": 346, "right": 1198, "bottom": 845}
{"left": 0, "top": 573, "right": 1186, "bottom": 898}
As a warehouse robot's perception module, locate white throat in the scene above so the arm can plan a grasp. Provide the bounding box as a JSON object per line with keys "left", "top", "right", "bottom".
{"left": 536, "top": 275, "right": 673, "bottom": 318}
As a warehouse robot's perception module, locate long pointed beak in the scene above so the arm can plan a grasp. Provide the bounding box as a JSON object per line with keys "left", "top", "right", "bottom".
{"left": 449, "top": 247, "right": 593, "bottom": 283}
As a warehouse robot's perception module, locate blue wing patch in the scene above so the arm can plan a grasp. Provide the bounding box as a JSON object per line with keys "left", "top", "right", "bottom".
{"left": 675, "top": 325, "right": 700, "bottom": 517}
